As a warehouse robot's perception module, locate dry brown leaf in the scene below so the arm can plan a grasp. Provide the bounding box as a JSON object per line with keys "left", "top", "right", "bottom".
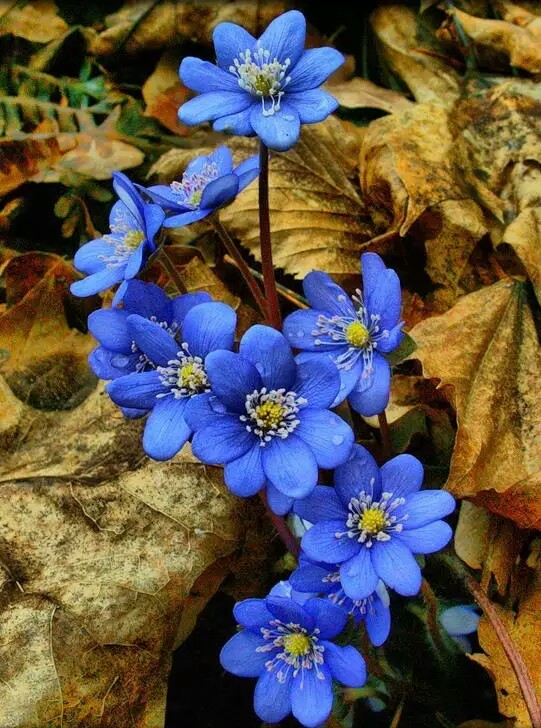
{"left": 471, "top": 565, "right": 541, "bottom": 726}
{"left": 439, "top": 3, "right": 541, "bottom": 73}
{"left": 142, "top": 48, "right": 191, "bottom": 135}
{"left": 0, "top": 135, "right": 62, "bottom": 196}
{"left": 410, "top": 279, "right": 541, "bottom": 530}
{"left": 0, "top": 0, "right": 67, "bottom": 43}
{"left": 0, "top": 380, "right": 248, "bottom": 728}
{"left": 371, "top": 5, "right": 461, "bottom": 107}
{"left": 150, "top": 117, "right": 374, "bottom": 279}
{"left": 92, "top": 0, "right": 286, "bottom": 56}
{"left": 360, "top": 103, "right": 487, "bottom": 295}
{"left": 322, "top": 77, "right": 414, "bottom": 114}
{"left": 0, "top": 253, "right": 97, "bottom": 410}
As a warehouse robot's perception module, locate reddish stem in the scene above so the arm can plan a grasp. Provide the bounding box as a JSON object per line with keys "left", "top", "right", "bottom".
{"left": 258, "top": 491, "right": 300, "bottom": 557}
{"left": 258, "top": 142, "right": 282, "bottom": 330}
{"left": 378, "top": 411, "right": 393, "bottom": 460}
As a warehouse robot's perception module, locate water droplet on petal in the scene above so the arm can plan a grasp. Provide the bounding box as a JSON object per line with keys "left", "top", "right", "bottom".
{"left": 296, "top": 330, "right": 304, "bottom": 338}
{"left": 283, "top": 114, "right": 295, "bottom": 122}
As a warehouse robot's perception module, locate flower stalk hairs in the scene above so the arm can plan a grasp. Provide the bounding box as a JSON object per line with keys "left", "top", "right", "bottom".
{"left": 72, "top": 9, "right": 461, "bottom": 727}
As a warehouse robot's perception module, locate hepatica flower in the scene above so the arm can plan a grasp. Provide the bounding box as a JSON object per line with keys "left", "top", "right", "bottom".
{"left": 71, "top": 173, "right": 164, "bottom": 301}
{"left": 220, "top": 594, "right": 366, "bottom": 727}
{"left": 440, "top": 605, "right": 480, "bottom": 653}
{"left": 184, "top": 325, "right": 354, "bottom": 501}
{"left": 291, "top": 557, "right": 391, "bottom": 647}
{"left": 178, "top": 10, "right": 344, "bottom": 151}
{"left": 106, "top": 301, "right": 236, "bottom": 460}
{"left": 143, "top": 146, "right": 258, "bottom": 228}
{"left": 284, "top": 252, "right": 404, "bottom": 416}
{"left": 296, "top": 445, "right": 455, "bottom": 600}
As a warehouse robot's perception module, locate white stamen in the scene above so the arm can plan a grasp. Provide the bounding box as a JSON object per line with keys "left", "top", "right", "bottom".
{"left": 230, "top": 46, "right": 291, "bottom": 116}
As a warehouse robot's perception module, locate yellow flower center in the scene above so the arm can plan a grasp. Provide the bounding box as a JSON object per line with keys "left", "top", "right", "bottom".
{"left": 360, "top": 507, "right": 387, "bottom": 534}
{"left": 255, "top": 401, "right": 285, "bottom": 429}
{"left": 345, "top": 321, "right": 370, "bottom": 348}
{"left": 123, "top": 230, "right": 145, "bottom": 249}
{"left": 179, "top": 363, "right": 206, "bottom": 389}
{"left": 253, "top": 73, "right": 274, "bottom": 95}
{"left": 283, "top": 633, "right": 311, "bottom": 657}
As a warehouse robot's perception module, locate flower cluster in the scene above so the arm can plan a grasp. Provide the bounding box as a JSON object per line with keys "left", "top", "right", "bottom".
{"left": 70, "top": 10, "right": 458, "bottom": 727}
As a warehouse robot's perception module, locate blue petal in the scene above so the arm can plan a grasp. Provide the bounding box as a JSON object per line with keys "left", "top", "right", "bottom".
{"left": 253, "top": 666, "right": 292, "bottom": 724}
{"left": 182, "top": 301, "right": 237, "bottom": 359}
{"left": 250, "top": 102, "right": 300, "bottom": 152}
{"left": 283, "top": 309, "right": 337, "bottom": 352}
{"left": 360, "top": 252, "right": 386, "bottom": 300}
{"left": 303, "top": 597, "right": 347, "bottom": 638}
{"left": 107, "top": 370, "right": 164, "bottom": 409}
{"left": 294, "top": 485, "right": 346, "bottom": 524}
{"left": 234, "top": 154, "right": 259, "bottom": 190}
{"left": 257, "top": 10, "right": 306, "bottom": 67}
{"left": 302, "top": 271, "right": 355, "bottom": 317}
{"left": 142, "top": 396, "right": 190, "bottom": 461}
{"left": 212, "top": 22, "right": 256, "bottom": 70}
{"left": 399, "top": 490, "right": 455, "bottom": 529}
{"left": 163, "top": 209, "right": 209, "bottom": 228}
{"left": 266, "top": 483, "right": 294, "bottom": 515}
{"left": 111, "top": 280, "right": 128, "bottom": 307}
{"left": 365, "top": 596, "right": 391, "bottom": 647}
{"left": 294, "top": 355, "right": 339, "bottom": 409}
{"left": 332, "top": 354, "right": 364, "bottom": 406}
{"left": 377, "top": 322, "right": 405, "bottom": 353}
{"left": 190, "top": 415, "right": 254, "bottom": 463}
{"left": 179, "top": 57, "right": 240, "bottom": 92}
{"left": 340, "top": 549, "right": 379, "bottom": 601}
{"left": 183, "top": 392, "right": 222, "bottom": 429}
{"left": 88, "top": 346, "right": 138, "bottom": 380}
{"left": 199, "top": 173, "right": 239, "bottom": 210}
{"left": 296, "top": 408, "right": 354, "bottom": 469}
{"left": 205, "top": 350, "right": 261, "bottom": 412}
{"left": 124, "top": 242, "right": 146, "bottom": 279}
{"left": 371, "top": 540, "right": 422, "bottom": 597}
{"left": 70, "top": 266, "right": 124, "bottom": 298}
{"left": 288, "top": 47, "right": 345, "bottom": 92}
{"left": 220, "top": 630, "right": 269, "bottom": 678}
{"left": 334, "top": 444, "right": 380, "bottom": 508}
{"left": 144, "top": 184, "right": 186, "bottom": 210}
{"left": 171, "top": 291, "right": 212, "bottom": 324}
{"left": 440, "top": 606, "right": 480, "bottom": 637}
{"left": 127, "top": 315, "right": 179, "bottom": 367}
{"left": 265, "top": 596, "right": 314, "bottom": 631}
{"left": 366, "top": 269, "right": 402, "bottom": 331}
{"left": 291, "top": 663, "right": 333, "bottom": 728}
{"left": 224, "top": 444, "right": 265, "bottom": 497}
{"left": 239, "top": 325, "right": 296, "bottom": 391}
{"left": 142, "top": 203, "right": 165, "bottom": 246}
{"left": 380, "top": 454, "right": 424, "bottom": 500}
{"left": 213, "top": 106, "right": 255, "bottom": 136}
{"left": 88, "top": 309, "right": 131, "bottom": 352}
{"left": 348, "top": 351, "right": 390, "bottom": 416}
{"left": 178, "top": 91, "right": 252, "bottom": 125}
{"left": 397, "top": 521, "right": 452, "bottom": 554}
{"left": 262, "top": 435, "right": 318, "bottom": 499}
{"left": 322, "top": 642, "right": 366, "bottom": 687}
{"left": 287, "top": 89, "right": 338, "bottom": 123}
{"left": 112, "top": 172, "right": 144, "bottom": 229}
{"left": 122, "top": 280, "right": 172, "bottom": 321}
{"left": 209, "top": 145, "right": 234, "bottom": 173}
{"left": 120, "top": 406, "right": 148, "bottom": 419}
{"left": 233, "top": 599, "right": 274, "bottom": 631}
{"left": 73, "top": 238, "right": 115, "bottom": 274}
{"left": 290, "top": 563, "right": 335, "bottom": 594}
{"left": 301, "top": 520, "right": 359, "bottom": 564}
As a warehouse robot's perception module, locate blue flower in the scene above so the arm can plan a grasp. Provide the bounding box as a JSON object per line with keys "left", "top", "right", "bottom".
{"left": 220, "top": 593, "right": 366, "bottom": 727}
{"left": 440, "top": 605, "right": 480, "bottom": 653}
{"left": 184, "top": 324, "right": 354, "bottom": 501}
{"left": 106, "top": 301, "right": 236, "bottom": 460}
{"left": 290, "top": 557, "right": 391, "bottom": 647}
{"left": 283, "top": 252, "right": 404, "bottom": 416}
{"left": 295, "top": 444, "right": 455, "bottom": 599}
{"left": 142, "top": 146, "right": 258, "bottom": 228}
{"left": 178, "top": 10, "right": 344, "bottom": 151}
{"left": 70, "top": 173, "right": 165, "bottom": 302}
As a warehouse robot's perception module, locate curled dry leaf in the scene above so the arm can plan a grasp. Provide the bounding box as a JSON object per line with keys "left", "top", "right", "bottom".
{"left": 0, "top": 0, "right": 67, "bottom": 43}
{"left": 142, "top": 48, "right": 191, "bottom": 135}
{"left": 92, "top": 0, "right": 286, "bottom": 56}
{"left": 371, "top": 5, "right": 461, "bottom": 107}
{"left": 0, "top": 381, "right": 248, "bottom": 728}
{"left": 322, "top": 77, "right": 414, "bottom": 114}
{"left": 0, "top": 134, "right": 62, "bottom": 196}
{"left": 410, "top": 279, "right": 541, "bottom": 530}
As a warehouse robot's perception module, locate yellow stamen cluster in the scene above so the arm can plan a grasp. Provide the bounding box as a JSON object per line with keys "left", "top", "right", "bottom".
{"left": 360, "top": 507, "right": 387, "bottom": 535}
{"left": 345, "top": 321, "right": 370, "bottom": 348}
{"left": 179, "top": 363, "right": 206, "bottom": 390}
{"left": 283, "top": 633, "right": 311, "bottom": 657}
{"left": 123, "top": 230, "right": 145, "bottom": 249}
{"left": 255, "top": 401, "right": 285, "bottom": 430}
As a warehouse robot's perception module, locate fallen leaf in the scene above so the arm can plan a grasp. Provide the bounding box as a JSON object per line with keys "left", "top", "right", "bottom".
{"left": 0, "top": 0, "right": 67, "bottom": 43}
{"left": 0, "top": 134, "right": 62, "bottom": 196}
{"left": 142, "top": 48, "right": 191, "bottom": 135}
{"left": 92, "top": 0, "right": 286, "bottom": 56}
{"left": 371, "top": 5, "right": 461, "bottom": 107}
{"left": 410, "top": 279, "right": 541, "bottom": 530}
{"left": 323, "top": 77, "right": 414, "bottom": 114}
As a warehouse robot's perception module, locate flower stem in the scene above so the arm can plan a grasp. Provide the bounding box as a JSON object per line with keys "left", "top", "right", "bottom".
{"left": 378, "top": 411, "right": 393, "bottom": 460}
{"left": 211, "top": 215, "right": 268, "bottom": 318}
{"left": 258, "top": 491, "right": 300, "bottom": 557}
{"left": 159, "top": 246, "right": 188, "bottom": 294}
{"left": 258, "top": 141, "right": 281, "bottom": 330}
